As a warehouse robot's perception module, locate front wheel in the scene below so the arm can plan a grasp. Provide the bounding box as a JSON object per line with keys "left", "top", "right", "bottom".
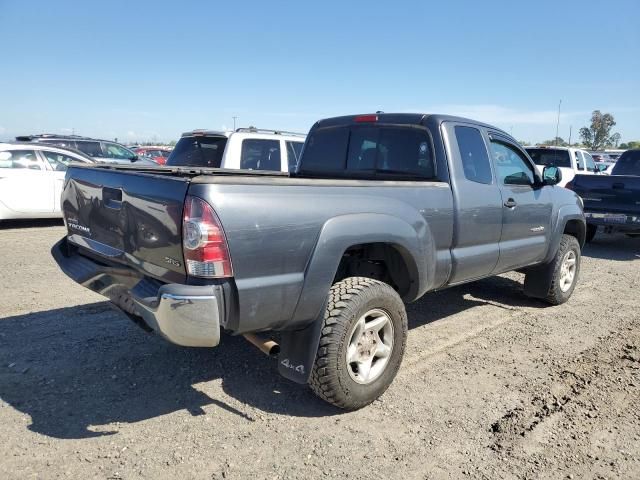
{"left": 309, "top": 277, "right": 407, "bottom": 410}
{"left": 525, "top": 234, "right": 581, "bottom": 305}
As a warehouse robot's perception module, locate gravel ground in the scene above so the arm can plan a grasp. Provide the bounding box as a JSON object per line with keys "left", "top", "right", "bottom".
{"left": 1, "top": 220, "right": 639, "bottom": 480}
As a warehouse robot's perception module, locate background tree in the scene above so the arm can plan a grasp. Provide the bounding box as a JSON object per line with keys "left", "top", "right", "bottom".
{"left": 541, "top": 137, "right": 568, "bottom": 147}
{"left": 608, "top": 132, "right": 621, "bottom": 148}
{"left": 620, "top": 141, "right": 640, "bottom": 149}
{"left": 579, "top": 110, "right": 618, "bottom": 150}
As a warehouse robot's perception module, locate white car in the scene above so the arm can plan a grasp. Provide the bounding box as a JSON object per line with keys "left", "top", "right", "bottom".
{"left": 167, "top": 128, "right": 306, "bottom": 172}
{"left": 15, "top": 134, "right": 156, "bottom": 165}
{"left": 0, "top": 142, "right": 93, "bottom": 220}
{"left": 525, "top": 146, "right": 598, "bottom": 187}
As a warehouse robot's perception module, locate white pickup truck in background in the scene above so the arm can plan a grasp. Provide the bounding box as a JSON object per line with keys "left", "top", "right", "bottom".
{"left": 166, "top": 128, "right": 306, "bottom": 172}
{"left": 525, "top": 146, "right": 598, "bottom": 187}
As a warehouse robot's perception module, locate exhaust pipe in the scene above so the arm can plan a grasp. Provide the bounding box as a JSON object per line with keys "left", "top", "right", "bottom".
{"left": 243, "top": 333, "right": 280, "bottom": 357}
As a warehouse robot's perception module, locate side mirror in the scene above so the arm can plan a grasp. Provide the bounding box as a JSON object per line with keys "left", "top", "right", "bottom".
{"left": 542, "top": 165, "right": 562, "bottom": 185}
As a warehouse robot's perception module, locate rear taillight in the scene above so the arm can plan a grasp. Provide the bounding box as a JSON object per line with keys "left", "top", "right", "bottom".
{"left": 182, "top": 195, "right": 233, "bottom": 278}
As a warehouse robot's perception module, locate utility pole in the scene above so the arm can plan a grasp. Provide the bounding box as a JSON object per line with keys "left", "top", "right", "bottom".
{"left": 555, "top": 99, "right": 562, "bottom": 146}
{"left": 232, "top": 116, "right": 238, "bottom": 130}
{"left": 568, "top": 125, "right": 572, "bottom": 146}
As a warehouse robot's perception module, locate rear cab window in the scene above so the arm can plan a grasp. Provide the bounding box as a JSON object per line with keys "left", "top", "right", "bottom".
{"left": 612, "top": 150, "right": 640, "bottom": 175}
{"left": 166, "top": 135, "right": 228, "bottom": 167}
{"left": 299, "top": 124, "right": 435, "bottom": 180}
{"left": 525, "top": 148, "right": 571, "bottom": 169}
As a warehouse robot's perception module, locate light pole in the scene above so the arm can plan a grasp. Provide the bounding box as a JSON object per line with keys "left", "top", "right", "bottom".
{"left": 233, "top": 116, "right": 238, "bottom": 130}
{"left": 555, "top": 100, "right": 562, "bottom": 146}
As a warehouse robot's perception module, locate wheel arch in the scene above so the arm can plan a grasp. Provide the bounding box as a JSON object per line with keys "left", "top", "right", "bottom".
{"left": 543, "top": 205, "right": 586, "bottom": 264}
{"left": 278, "top": 213, "right": 432, "bottom": 384}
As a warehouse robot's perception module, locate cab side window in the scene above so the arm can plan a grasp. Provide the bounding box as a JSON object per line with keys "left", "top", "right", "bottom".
{"left": 286, "top": 141, "right": 304, "bottom": 172}
{"left": 240, "top": 139, "right": 281, "bottom": 171}
{"left": 583, "top": 152, "right": 597, "bottom": 172}
{"left": 490, "top": 141, "right": 535, "bottom": 186}
{"left": 454, "top": 126, "right": 492, "bottom": 184}
{"left": 41, "top": 150, "right": 79, "bottom": 171}
{"left": 0, "top": 150, "right": 43, "bottom": 170}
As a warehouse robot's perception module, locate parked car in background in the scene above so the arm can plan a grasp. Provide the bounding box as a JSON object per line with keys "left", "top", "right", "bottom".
{"left": 595, "top": 161, "right": 616, "bottom": 174}
{"left": 166, "top": 128, "right": 305, "bottom": 172}
{"left": 0, "top": 142, "right": 93, "bottom": 220}
{"left": 525, "top": 146, "right": 598, "bottom": 187}
{"left": 569, "top": 149, "right": 640, "bottom": 241}
{"left": 591, "top": 152, "right": 613, "bottom": 163}
{"left": 604, "top": 149, "right": 625, "bottom": 161}
{"left": 134, "top": 147, "right": 172, "bottom": 165}
{"left": 52, "top": 113, "right": 585, "bottom": 410}
{"left": 16, "top": 134, "right": 155, "bottom": 165}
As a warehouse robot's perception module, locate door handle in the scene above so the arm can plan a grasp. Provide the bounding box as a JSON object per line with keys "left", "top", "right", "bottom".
{"left": 504, "top": 198, "right": 517, "bottom": 208}
{"left": 612, "top": 182, "right": 625, "bottom": 189}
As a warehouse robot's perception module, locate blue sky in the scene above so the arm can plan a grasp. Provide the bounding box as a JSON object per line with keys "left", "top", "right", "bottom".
{"left": 1, "top": 0, "right": 638, "bottom": 144}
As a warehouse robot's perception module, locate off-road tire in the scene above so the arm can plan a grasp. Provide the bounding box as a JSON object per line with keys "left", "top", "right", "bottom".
{"left": 309, "top": 277, "right": 407, "bottom": 410}
{"left": 526, "top": 234, "right": 581, "bottom": 306}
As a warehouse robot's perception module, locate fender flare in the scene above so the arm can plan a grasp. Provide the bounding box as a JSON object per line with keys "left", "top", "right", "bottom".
{"left": 524, "top": 206, "right": 585, "bottom": 299}
{"left": 278, "top": 212, "right": 433, "bottom": 383}
{"left": 543, "top": 205, "right": 585, "bottom": 265}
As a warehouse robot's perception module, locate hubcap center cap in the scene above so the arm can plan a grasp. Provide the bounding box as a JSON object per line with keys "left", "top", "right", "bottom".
{"left": 357, "top": 331, "right": 376, "bottom": 359}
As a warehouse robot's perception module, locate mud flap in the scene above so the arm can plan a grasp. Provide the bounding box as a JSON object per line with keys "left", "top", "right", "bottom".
{"left": 523, "top": 262, "right": 554, "bottom": 299}
{"left": 277, "top": 317, "right": 325, "bottom": 384}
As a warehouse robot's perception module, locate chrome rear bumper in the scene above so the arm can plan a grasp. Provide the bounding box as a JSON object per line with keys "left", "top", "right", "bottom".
{"left": 52, "top": 238, "right": 223, "bottom": 347}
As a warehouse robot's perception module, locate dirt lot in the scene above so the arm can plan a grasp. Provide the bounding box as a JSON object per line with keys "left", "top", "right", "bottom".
{"left": 1, "top": 220, "right": 639, "bottom": 480}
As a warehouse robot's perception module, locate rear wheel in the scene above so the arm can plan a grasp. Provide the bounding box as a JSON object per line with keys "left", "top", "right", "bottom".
{"left": 309, "top": 277, "right": 407, "bottom": 410}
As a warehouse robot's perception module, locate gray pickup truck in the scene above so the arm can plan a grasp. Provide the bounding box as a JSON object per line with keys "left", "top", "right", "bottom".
{"left": 52, "top": 113, "right": 585, "bottom": 409}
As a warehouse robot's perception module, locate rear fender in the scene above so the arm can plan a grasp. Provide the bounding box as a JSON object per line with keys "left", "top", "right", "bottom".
{"left": 278, "top": 213, "right": 431, "bottom": 383}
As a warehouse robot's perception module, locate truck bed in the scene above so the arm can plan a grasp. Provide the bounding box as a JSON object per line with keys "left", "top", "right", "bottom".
{"left": 572, "top": 174, "right": 640, "bottom": 216}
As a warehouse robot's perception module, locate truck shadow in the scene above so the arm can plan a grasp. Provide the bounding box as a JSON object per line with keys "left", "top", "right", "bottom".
{"left": 0, "top": 275, "right": 541, "bottom": 439}
{"left": 582, "top": 233, "right": 640, "bottom": 262}
{"left": 0, "top": 218, "right": 64, "bottom": 230}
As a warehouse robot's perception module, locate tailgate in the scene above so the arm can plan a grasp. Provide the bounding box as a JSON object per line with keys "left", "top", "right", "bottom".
{"left": 61, "top": 166, "right": 190, "bottom": 283}
{"left": 573, "top": 174, "right": 640, "bottom": 215}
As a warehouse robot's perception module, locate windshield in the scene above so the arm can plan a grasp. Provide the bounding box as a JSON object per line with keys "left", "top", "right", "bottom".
{"left": 525, "top": 148, "right": 571, "bottom": 168}
{"left": 612, "top": 150, "right": 640, "bottom": 176}
{"left": 166, "top": 136, "right": 228, "bottom": 167}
